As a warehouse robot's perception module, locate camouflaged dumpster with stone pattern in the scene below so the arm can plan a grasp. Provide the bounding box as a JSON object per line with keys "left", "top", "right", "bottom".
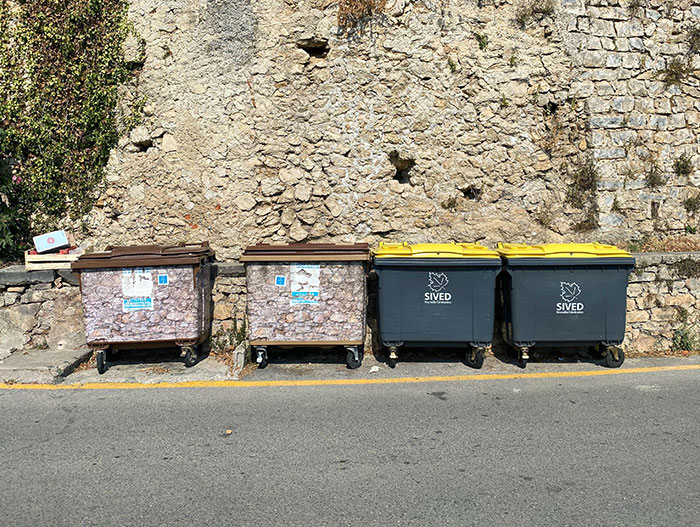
{"left": 79, "top": 264, "right": 211, "bottom": 344}
{"left": 246, "top": 262, "right": 366, "bottom": 343}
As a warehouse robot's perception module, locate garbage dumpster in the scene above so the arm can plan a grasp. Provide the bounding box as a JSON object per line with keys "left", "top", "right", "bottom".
{"left": 240, "top": 243, "right": 370, "bottom": 368}
{"left": 497, "top": 243, "right": 635, "bottom": 368}
{"left": 373, "top": 242, "right": 501, "bottom": 368}
{"left": 72, "top": 243, "right": 215, "bottom": 374}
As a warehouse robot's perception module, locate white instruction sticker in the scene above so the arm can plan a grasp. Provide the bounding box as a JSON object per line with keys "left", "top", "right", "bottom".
{"left": 122, "top": 268, "right": 153, "bottom": 297}
{"left": 290, "top": 264, "right": 320, "bottom": 305}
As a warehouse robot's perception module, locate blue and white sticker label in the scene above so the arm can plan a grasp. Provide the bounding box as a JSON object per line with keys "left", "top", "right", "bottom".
{"left": 158, "top": 272, "right": 169, "bottom": 285}
{"left": 291, "top": 291, "right": 319, "bottom": 304}
{"left": 123, "top": 297, "right": 153, "bottom": 311}
{"left": 290, "top": 264, "right": 320, "bottom": 305}
{"left": 275, "top": 275, "right": 286, "bottom": 286}
{"left": 121, "top": 268, "right": 153, "bottom": 297}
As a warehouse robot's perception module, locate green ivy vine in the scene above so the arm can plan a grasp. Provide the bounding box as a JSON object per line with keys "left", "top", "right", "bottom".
{"left": 0, "top": 0, "right": 136, "bottom": 258}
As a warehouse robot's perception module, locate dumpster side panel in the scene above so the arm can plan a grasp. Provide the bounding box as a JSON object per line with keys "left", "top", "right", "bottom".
{"left": 80, "top": 265, "right": 202, "bottom": 344}
{"left": 197, "top": 263, "right": 213, "bottom": 341}
{"left": 246, "top": 262, "right": 366, "bottom": 343}
{"left": 507, "top": 262, "right": 632, "bottom": 346}
{"left": 376, "top": 263, "right": 498, "bottom": 346}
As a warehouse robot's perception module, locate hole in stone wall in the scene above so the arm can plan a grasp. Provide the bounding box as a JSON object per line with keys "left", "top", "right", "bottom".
{"left": 389, "top": 151, "right": 416, "bottom": 184}
{"left": 297, "top": 38, "right": 330, "bottom": 58}
{"left": 461, "top": 186, "right": 482, "bottom": 200}
{"left": 543, "top": 101, "right": 559, "bottom": 116}
{"left": 651, "top": 201, "right": 660, "bottom": 219}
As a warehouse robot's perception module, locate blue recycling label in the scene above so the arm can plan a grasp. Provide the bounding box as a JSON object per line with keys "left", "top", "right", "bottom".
{"left": 291, "top": 291, "right": 318, "bottom": 304}
{"left": 158, "top": 274, "right": 169, "bottom": 285}
{"left": 275, "top": 275, "right": 286, "bottom": 286}
{"left": 123, "top": 297, "right": 153, "bottom": 311}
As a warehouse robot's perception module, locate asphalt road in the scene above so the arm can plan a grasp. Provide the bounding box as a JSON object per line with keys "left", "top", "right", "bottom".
{"left": 1, "top": 366, "right": 699, "bottom": 526}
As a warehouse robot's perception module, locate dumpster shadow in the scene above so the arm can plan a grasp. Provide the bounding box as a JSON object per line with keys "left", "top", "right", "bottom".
{"left": 389, "top": 347, "right": 468, "bottom": 364}
{"left": 263, "top": 346, "right": 355, "bottom": 366}
{"left": 106, "top": 347, "right": 186, "bottom": 368}
{"left": 490, "top": 342, "right": 608, "bottom": 367}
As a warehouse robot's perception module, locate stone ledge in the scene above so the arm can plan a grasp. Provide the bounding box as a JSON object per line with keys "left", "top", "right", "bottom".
{"left": 213, "top": 262, "right": 245, "bottom": 277}
{"left": 57, "top": 269, "right": 80, "bottom": 286}
{"left": 0, "top": 266, "right": 56, "bottom": 286}
{"left": 632, "top": 252, "right": 700, "bottom": 265}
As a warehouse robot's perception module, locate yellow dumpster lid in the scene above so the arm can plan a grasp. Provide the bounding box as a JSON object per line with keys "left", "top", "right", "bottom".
{"left": 496, "top": 243, "right": 631, "bottom": 258}
{"left": 374, "top": 242, "right": 500, "bottom": 259}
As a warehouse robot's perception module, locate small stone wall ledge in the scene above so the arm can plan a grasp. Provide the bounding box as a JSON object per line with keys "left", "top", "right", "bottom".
{"left": 0, "top": 261, "right": 246, "bottom": 286}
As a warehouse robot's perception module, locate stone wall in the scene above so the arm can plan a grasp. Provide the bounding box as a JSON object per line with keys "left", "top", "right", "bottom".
{"left": 0, "top": 268, "right": 84, "bottom": 359}
{"left": 1, "top": 253, "right": 699, "bottom": 358}
{"left": 66, "top": 0, "right": 700, "bottom": 260}
{"left": 626, "top": 252, "right": 700, "bottom": 352}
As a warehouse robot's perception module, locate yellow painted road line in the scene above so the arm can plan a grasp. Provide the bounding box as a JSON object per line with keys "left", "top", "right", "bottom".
{"left": 0, "top": 364, "right": 698, "bottom": 390}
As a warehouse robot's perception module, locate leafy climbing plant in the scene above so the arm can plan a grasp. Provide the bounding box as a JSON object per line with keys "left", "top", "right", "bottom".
{"left": 0, "top": 0, "right": 135, "bottom": 259}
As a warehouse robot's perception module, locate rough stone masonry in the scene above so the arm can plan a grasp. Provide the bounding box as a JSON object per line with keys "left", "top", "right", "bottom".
{"left": 68, "top": 0, "right": 700, "bottom": 259}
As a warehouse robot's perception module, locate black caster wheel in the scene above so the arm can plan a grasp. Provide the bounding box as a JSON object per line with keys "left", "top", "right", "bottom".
{"left": 183, "top": 346, "right": 198, "bottom": 368}
{"left": 254, "top": 347, "right": 268, "bottom": 368}
{"left": 604, "top": 347, "right": 624, "bottom": 368}
{"left": 387, "top": 357, "right": 397, "bottom": 369}
{"left": 96, "top": 350, "right": 107, "bottom": 375}
{"left": 346, "top": 349, "right": 363, "bottom": 369}
{"left": 465, "top": 350, "right": 484, "bottom": 369}
{"left": 518, "top": 358, "right": 527, "bottom": 369}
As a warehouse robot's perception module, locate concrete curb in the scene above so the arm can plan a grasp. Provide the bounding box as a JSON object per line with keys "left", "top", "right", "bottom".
{"left": 0, "top": 348, "right": 92, "bottom": 384}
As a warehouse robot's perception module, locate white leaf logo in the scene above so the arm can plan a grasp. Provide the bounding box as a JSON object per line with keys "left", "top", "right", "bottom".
{"left": 560, "top": 282, "right": 581, "bottom": 302}
{"left": 428, "top": 272, "right": 449, "bottom": 292}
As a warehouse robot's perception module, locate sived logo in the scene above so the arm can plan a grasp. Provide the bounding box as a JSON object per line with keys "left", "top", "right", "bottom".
{"left": 556, "top": 281, "right": 584, "bottom": 314}
{"left": 425, "top": 272, "right": 452, "bottom": 304}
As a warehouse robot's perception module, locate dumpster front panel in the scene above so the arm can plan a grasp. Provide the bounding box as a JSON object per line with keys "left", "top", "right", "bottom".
{"left": 81, "top": 265, "right": 206, "bottom": 344}
{"left": 504, "top": 261, "right": 633, "bottom": 346}
{"left": 246, "top": 261, "right": 366, "bottom": 343}
{"left": 375, "top": 261, "right": 499, "bottom": 346}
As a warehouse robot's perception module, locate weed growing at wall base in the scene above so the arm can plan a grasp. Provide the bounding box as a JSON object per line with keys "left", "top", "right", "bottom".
{"left": 672, "top": 325, "right": 698, "bottom": 352}
{"left": 0, "top": 0, "right": 135, "bottom": 258}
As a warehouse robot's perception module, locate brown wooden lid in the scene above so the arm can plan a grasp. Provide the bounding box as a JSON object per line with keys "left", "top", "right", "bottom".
{"left": 72, "top": 242, "right": 214, "bottom": 270}
{"left": 240, "top": 243, "right": 370, "bottom": 262}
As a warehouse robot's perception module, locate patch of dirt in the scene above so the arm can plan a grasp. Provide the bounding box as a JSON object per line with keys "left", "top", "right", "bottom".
{"left": 73, "top": 352, "right": 96, "bottom": 372}
{"left": 640, "top": 235, "right": 700, "bottom": 252}
{"left": 626, "top": 348, "right": 699, "bottom": 358}
{"left": 236, "top": 362, "right": 257, "bottom": 380}
{"left": 209, "top": 347, "right": 242, "bottom": 376}
{"left": 139, "top": 365, "right": 171, "bottom": 374}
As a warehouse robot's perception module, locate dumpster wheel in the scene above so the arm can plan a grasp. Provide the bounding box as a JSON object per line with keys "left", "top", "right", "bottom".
{"left": 386, "top": 346, "right": 399, "bottom": 369}
{"left": 604, "top": 346, "right": 625, "bottom": 368}
{"left": 345, "top": 346, "right": 363, "bottom": 369}
{"left": 517, "top": 347, "right": 529, "bottom": 369}
{"left": 183, "top": 346, "right": 199, "bottom": 368}
{"left": 254, "top": 346, "right": 268, "bottom": 368}
{"left": 465, "top": 347, "right": 485, "bottom": 369}
{"left": 96, "top": 350, "right": 108, "bottom": 375}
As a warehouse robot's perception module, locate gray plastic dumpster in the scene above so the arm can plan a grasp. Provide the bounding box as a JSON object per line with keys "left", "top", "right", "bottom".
{"left": 497, "top": 243, "right": 635, "bottom": 368}
{"left": 373, "top": 242, "right": 501, "bottom": 369}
